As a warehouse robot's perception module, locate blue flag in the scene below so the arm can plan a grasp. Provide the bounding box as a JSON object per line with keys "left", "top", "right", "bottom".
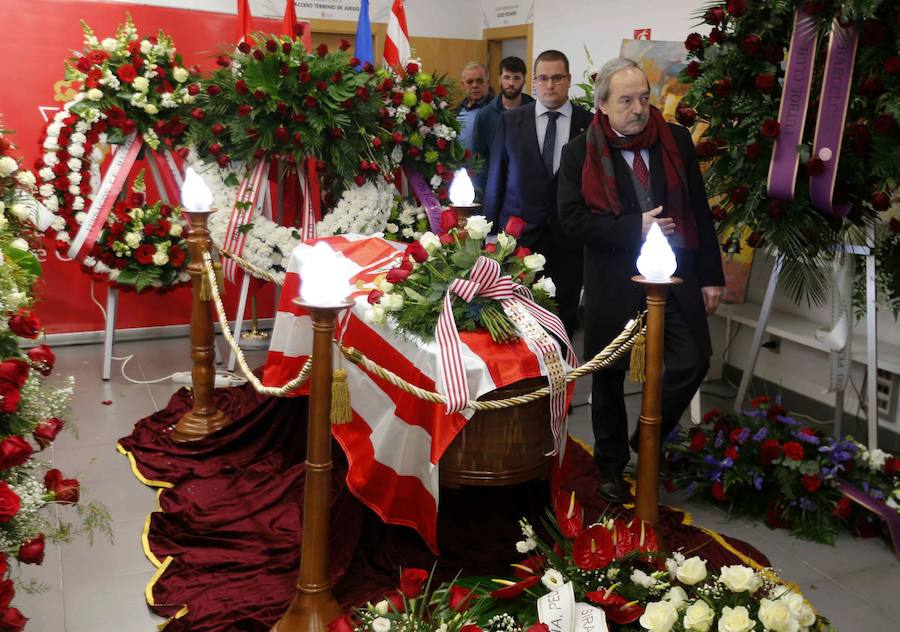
{"left": 355, "top": 0, "right": 374, "bottom": 66}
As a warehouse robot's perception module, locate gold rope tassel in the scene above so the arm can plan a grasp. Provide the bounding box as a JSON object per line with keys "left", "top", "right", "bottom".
{"left": 330, "top": 368, "right": 352, "bottom": 424}
{"left": 629, "top": 324, "right": 646, "bottom": 383}
{"left": 200, "top": 260, "right": 225, "bottom": 302}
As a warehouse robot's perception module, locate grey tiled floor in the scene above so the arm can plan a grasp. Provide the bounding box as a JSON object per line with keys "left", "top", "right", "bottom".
{"left": 14, "top": 335, "right": 899, "bottom": 631}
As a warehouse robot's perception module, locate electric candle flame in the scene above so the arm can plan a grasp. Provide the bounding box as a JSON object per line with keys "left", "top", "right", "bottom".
{"left": 296, "top": 242, "right": 356, "bottom": 307}
{"left": 181, "top": 167, "right": 214, "bottom": 212}
{"left": 636, "top": 222, "right": 677, "bottom": 282}
{"left": 449, "top": 168, "right": 475, "bottom": 206}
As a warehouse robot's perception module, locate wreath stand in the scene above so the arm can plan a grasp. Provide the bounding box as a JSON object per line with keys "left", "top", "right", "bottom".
{"left": 731, "top": 224, "right": 880, "bottom": 450}
{"left": 100, "top": 148, "right": 184, "bottom": 380}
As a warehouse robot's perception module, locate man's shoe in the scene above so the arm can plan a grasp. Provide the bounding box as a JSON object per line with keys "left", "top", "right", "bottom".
{"left": 597, "top": 475, "right": 629, "bottom": 504}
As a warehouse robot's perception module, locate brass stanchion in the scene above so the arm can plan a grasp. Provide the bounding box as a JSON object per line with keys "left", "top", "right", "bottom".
{"left": 632, "top": 275, "right": 681, "bottom": 525}
{"left": 272, "top": 297, "right": 353, "bottom": 632}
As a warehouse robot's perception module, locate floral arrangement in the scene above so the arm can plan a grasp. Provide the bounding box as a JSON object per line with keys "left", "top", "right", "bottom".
{"left": 677, "top": 1, "right": 900, "bottom": 305}
{"left": 370, "top": 58, "right": 467, "bottom": 202}
{"left": 81, "top": 171, "right": 190, "bottom": 292}
{"left": 37, "top": 17, "right": 193, "bottom": 288}
{"left": 364, "top": 212, "right": 557, "bottom": 344}
{"left": 666, "top": 396, "right": 899, "bottom": 545}
{"left": 0, "top": 126, "right": 111, "bottom": 629}
{"left": 317, "top": 180, "right": 398, "bottom": 237}
{"left": 383, "top": 197, "right": 430, "bottom": 243}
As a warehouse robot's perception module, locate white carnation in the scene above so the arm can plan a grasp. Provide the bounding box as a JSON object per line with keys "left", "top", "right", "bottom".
{"left": 0, "top": 156, "right": 18, "bottom": 177}
{"left": 101, "top": 37, "right": 119, "bottom": 52}
{"left": 172, "top": 67, "right": 189, "bottom": 83}
{"left": 15, "top": 171, "right": 36, "bottom": 188}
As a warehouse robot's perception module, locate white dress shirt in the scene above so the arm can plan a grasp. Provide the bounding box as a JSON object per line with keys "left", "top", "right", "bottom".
{"left": 612, "top": 126, "right": 650, "bottom": 176}
{"left": 535, "top": 100, "right": 572, "bottom": 174}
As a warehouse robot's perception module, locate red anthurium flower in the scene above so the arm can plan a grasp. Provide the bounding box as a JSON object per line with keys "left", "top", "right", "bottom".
{"left": 525, "top": 625, "right": 549, "bottom": 632}
{"left": 399, "top": 567, "right": 428, "bottom": 598}
{"left": 489, "top": 575, "right": 539, "bottom": 599}
{"left": 328, "top": 614, "right": 356, "bottom": 632}
{"left": 625, "top": 518, "right": 658, "bottom": 557}
{"left": 572, "top": 524, "right": 614, "bottom": 570}
{"left": 460, "top": 626, "right": 482, "bottom": 632}
{"left": 553, "top": 490, "right": 584, "bottom": 539}
{"left": 449, "top": 583, "right": 476, "bottom": 611}
{"left": 586, "top": 590, "right": 644, "bottom": 625}
{"left": 511, "top": 553, "right": 544, "bottom": 578}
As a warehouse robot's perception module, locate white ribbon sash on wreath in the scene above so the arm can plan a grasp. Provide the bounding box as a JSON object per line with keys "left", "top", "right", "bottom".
{"left": 145, "top": 149, "right": 184, "bottom": 204}
{"left": 538, "top": 583, "right": 610, "bottom": 632}
{"left": 222, "top": 158, "right": 270, "bottom": 283}
{"left": 816, "top": 256, "right": 853, "bottom": 393}
{"left": 67, "top": 132, "right": 143, "bottom": 261}
{"left": 297, "top": 164, "right": 317, "bottom": 241}
{"left": 435, "top": 256, "right": 576, "bottom": 456}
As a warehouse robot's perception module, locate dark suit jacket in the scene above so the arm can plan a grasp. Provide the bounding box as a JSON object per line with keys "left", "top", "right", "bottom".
{"left": 557, "top": 123, "right": 724, "bottom": 362}
{"left": 483, "top": 101, "right": 593, "bottom": 247}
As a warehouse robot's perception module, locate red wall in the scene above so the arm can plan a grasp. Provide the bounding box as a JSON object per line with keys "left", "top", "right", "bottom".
{"left": 1, "top": 0, "right": 287, "bottom": 334}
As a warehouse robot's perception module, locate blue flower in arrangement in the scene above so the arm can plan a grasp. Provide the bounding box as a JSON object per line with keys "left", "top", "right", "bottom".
{"left": 775, "top": 414, "right": 802, "bottom": 426}
{"left": 752, "top": 426, "right": 768, "bottom": 442}
{"left": 862, "top": 482, "right": 884, "bottom": 501}
{"left": 794, "top": 430, "right": 820, "bottom": 445}
{"left": 798, "top": 497, "right": 817, "bottom": 512}
{"left": 686, "top": 481, "right": 698, "bottom": 496}
{"left": 752, "top": 471, "right": 764, "bottom": 491}
{"left": 714, "top": 431, "right": 725, "bottom": 449}
{"left": 733, "top": 427, "right": 751, "bottom": 444}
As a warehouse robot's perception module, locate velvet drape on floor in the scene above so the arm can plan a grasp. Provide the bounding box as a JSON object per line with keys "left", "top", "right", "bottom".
{"left": 118, "top": 383, "right": 769, "bottom": 632}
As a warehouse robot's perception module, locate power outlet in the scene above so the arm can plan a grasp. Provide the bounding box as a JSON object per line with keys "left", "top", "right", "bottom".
{"left": 761, "top": 337, "right": 781, "bottom": 354}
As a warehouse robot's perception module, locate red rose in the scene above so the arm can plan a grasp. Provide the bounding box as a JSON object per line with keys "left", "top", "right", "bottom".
{"left": 730, "top": 186, "right": 749, "bottom": 205}
{"left": 8, "top": 310, "right": 41, "bottom": 339}
{"left": 484, "top": 242, "right": 497, "bottom": 253}
{"left": 686, "top": 61, "right": 702, "bottom": 78}
{"left": 759, "top": 439, "right": 782, "bottom": 465}
{"left": 328, "top": 614, "right": 355, "bottom": 632}
{"left": 708, "top": 28, "right": 725, "bottom": 46}
{"left": 891, "top": 219, "right": 900, "bottom": 234}
{"left": 304, "top": 95, "right": 318, "bottom": 109}
{"left": 724, "top": 445, "right": 739, "bottom": 461}
{"left": 754, "top": 74, "right": 776, "bottom": 93}
{"left": 695, "top": 140, "right": 719, "bottom": 159}
{"left": 316, "top": 43, "right": 329, "bottom": 57}
{"left": 727, "top": 0, "right": 747, "bottom": 17}
{"left": 17, "top": 534, "right": 45, "bottom": 565}
{"left": 711, "top": 481, "right": 728, "bottom": 501}
{"left": 26, "top": 344, "right": 55, "bottom": 376}
{"left": 134, "top": 244, "right": 155, "bottom": 265}
{"left": 872, "top": 114, "right": 896, "bottom": 135}
{"left": 190, "top": 108, "right": 206, "bottom": 121}
{"left": 763, "top": 42, "right": 785, "bottom": 64}
{"left": 237, "top": 41, "right": 251, "bottom": 54}
{"left": 504, "top": 216, "right": 527, "bottom": 238}
{"left": 676, "top": 105, "right": 697, "bottom": 127}
{"left": 367, "top": 290, "right": 384, "bottom": 305}
{"left": 684, "top": 33, "right": 704, "bottom": 52}
{"left": 349, "top": 57, "right": 361, "bottom": 67}
{"left": 761, "top": 118, "right": 781, "bottom": 138}
{"left": 0, "top": 482, "right": 21, "bottom": 522}
{"left": 884, "top": 456, "right": 900, "bottom": 476}
{"left": 329, "top": 128, "right": 343, "bottom": 139}
{"left": 449, "top": 583, "right": 476, "bottom": 611}
{"left": 0, "top": 607, "right": 26, "bottom": 632}
{"left": 705, "top": 7, "right": 726, "bottom": 24}
{"left": 714, "top": 78, "right": 732, "bottom": 98}
{"left": 405, "top": 241, "right": 429, "bottom": 264}
{"left": 767, "top": 200, "right": 785, "bottom": 220}
{"left": 217, "top": 54, "right": 233, "bottom": 66}
{"left": 385, "top": 268, "right": 411, "bottom": 283}
{"left": 871, "top": 192, "right": 891, "bottom": 211}
{"left": 744, "top": 143, "right": 761, "bottom": 161}
{"left": 253, "top": 89, "right": 266, "bottom": 101}
{"left": 801, "top": 474, "right": 821, "bottom": 493}
{"left": 44, "top": 469, "right": 80, "bottom": 503}
{"left": 459, "top": 626, "right": 482, "bottom": 632}
{"left": 514, "top": 246, "right": 531, "bottom": 258}
{"left": 435, "top": 84, "right": 448, "bottom": 97}
{"left": 710, "top": 205, "right": 726, "bottom": 222}
{"left": 782, "top": 441, "right": 804, "bottom": 461}
{"left": 689, "top": 430, "right": 707, "bottom": 452}
{"left": 0, "top": 436, "right": 32, "bottom": 472}
{"left": 832, "top": 497, "right": 852, "bottom": 519}
{"left": 33, "top": 417, "right": 64, "bottom": 449}
{"left": 885, "top": 56, "right": 900, "bottom": 75}
{"left": 859, "top": 77, "right": 884, "bottom": 98}
{"left": 0, "top": 578, "right": 13, "bottom": 610}
{"left": 217, "top": 155, "right": 231, "bottom": 168}
{"left": 353, "top": 175, "right": 366, "bottom": 187}
{"left": 385, "top": 590, "right": 405, "bottom": 612}
{"left": 740, "top": 33, "right": 761, "bottom": 55}
{"left": 399, "top": 567, "right": 428, "bottom": 598}
{"left": 440, "top": 209, "right": 460, "bottom": 232}
{"left": 237, "top": 105, "right": 252, "bottom": 117}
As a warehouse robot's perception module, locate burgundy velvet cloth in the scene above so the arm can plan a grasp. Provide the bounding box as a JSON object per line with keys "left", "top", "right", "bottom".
{"left": 118, "top": 382, "right": 769, "bottom": 631}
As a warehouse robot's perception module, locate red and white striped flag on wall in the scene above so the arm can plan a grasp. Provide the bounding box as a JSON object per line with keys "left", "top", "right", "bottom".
{"left": 383, "top": 0, "right": 411, "bottom": 67}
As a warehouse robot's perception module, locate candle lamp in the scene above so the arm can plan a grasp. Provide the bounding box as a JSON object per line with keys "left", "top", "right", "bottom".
{"left": 171, "top": 167, "right": 230, "bottom": 443}
{"left": 272, "top": 242, "right": 356, "bottom": 632}
{"left": 632, "top": 223, "right": 681, "bottom": 526}
{"left": 448, "top": 168, "right": 480, "bottom": 224}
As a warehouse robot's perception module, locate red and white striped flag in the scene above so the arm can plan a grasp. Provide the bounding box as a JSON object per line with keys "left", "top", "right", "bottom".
{"left": 383, "top": 0, "right": 411, "bottom": 67}
{"left": 263, "top": 236, "right": 574, "bottom": 553}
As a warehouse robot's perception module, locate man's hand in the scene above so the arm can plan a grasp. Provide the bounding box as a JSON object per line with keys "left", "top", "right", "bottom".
{"left": 701, "top": 286, "right": 724, "bottom": 315}
{"left": 642, "top": 206, "right": 676, "bottom": 238}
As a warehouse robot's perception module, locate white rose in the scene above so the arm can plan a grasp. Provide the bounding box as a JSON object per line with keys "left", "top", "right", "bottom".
{"left": 719, "top": 565, "right": 761, "bottom": 593}
{"left": 87, "top": 88, "right": 104, "bottom": 101}
{"left": 682, "top": 600, "right": 714, "bottom": 632}
{"left": 496, "top": 232, "right": 517, "bottom": 253}
{"left": 515, "top": 538, "right": 536, "bottom": 553}
{"left": 465, "top": 215, "right": 492, "bottom": 240}
{"left": 781, "top": 593, "right": 815, "bottom": 627}
{"left": 10, "top": 204, "right": 31, "bottom": 222}
{"left": 418, "top": 231, "right": 441, "bottom": 253}
{"left": 101, "top": 37, "right": 118, "bottom": 52}
{"left": 0, "top": 156, "right": 18, "bottom": 177}
{"left": 639, "top": 600, "right": 678, "bottom": 632}
{"left": 717, "top": 606, "right": 755, "bottom": 632}
{"left": 169, "top": 223, "right": 183, "bottom": 237}
{"left": 523, "top": 253, "right": 546, "bottom": 271}
{"left": 533, "top": 276, "right": 556, "bottom": 298}
{"left": 10, "top": 238, "right": 29, "bottom": 251}
{"left": 140, "top": 39, "right": 152, "bottom": 54}
{"left": 152, "top": 251, "right": 169, "bottom": 266}
{"left": 374, "top": 600, "right": 389, "bottom": 616}
{"left": 758, "top": 598, "right": 799, "bottom": 632}
{"left": 172, "top": 67, "right": 189, "bottom": 83}
{"left": 133, "top": 76, "right": 150, "bottom": 93}
{"left": 676, "top": 557, "right": 708, "bottom": 586}
{"left": 371, "top": 617, "right": 391, "bottom": 632}
{"left": 125, "top": 232, "right": 142, "bottom": 248}
{"left": 144, "top": 103, "right": 159, "bottom": 115}
{"left": 541, "top": 568, "right": 566, "bottom": 591}
{"left": 664, "top": 586, "right": 688, "bottom": 608}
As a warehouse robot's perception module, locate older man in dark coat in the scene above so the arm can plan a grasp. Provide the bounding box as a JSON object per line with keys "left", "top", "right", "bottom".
{"left": 558, "top": 57, "right": 724, "bottom": 504}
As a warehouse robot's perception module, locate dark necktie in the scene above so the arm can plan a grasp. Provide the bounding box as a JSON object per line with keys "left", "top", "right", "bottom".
{"left": 632, "top": 149, "right": 650, "bottom": 190}
{"left": 541, "top": 111, "right": 561, "bottom": 175}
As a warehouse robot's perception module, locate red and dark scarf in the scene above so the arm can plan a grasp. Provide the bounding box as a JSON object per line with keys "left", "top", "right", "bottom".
{"left": 581, "top": 105, "right": 698, "bottom": 249}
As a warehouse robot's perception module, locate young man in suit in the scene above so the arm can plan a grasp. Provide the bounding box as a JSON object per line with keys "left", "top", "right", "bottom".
{"left": 558, "top": 57, "right": 724, "bottom": 504}
{"left": 484, "top": 50, "right": 593, "bottom": 337}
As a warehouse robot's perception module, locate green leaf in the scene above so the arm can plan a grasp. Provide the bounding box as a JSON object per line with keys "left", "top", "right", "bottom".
{"left": 4, "top": 246, "right": 41, "bottom": 280}
{"left": 224, "top": 172, "right": 240, "bottom": 186}
{"left": 403, "top": 287, "right": 427, "bottom": 303}
{"left": 238, "top": 223, "right": 255, "bottom": 235}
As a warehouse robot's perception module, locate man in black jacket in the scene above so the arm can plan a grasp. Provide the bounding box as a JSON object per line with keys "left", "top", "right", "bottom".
{"left": 472, "top": 56, "right": 534, "bottom": 195}
{"left": 484, "top": 50, "right": 593, "bottom": 337}
{"left": 558, "top": 57, "right": 724, "bottom": 504}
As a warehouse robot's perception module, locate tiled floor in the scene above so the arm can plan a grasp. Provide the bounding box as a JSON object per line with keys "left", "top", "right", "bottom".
{"left": 15, "top": 334, "right": 899, "bottom": 631}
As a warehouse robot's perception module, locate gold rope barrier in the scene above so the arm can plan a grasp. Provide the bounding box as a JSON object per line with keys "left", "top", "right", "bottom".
{"left": 218, "top": 248, "right": 282, "bottom": 285}
{"left": 201, "top": 253, "right": 645, "bottom": 407}
{"left": 202, "top": 251, "right": 313, "bottom": 397}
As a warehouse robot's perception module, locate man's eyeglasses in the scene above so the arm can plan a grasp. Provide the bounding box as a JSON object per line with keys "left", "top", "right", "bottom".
{"left": 535, "top": 74, "right": 568, "bottom": 85}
